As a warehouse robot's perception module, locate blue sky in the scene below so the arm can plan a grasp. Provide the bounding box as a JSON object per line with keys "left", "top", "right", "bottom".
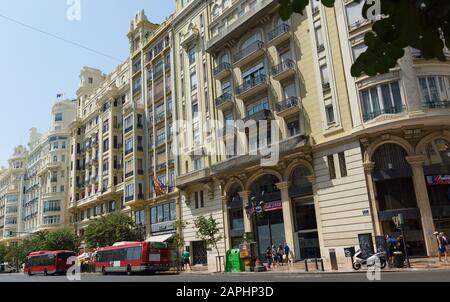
{"left": 0, "top": 0, "right": 175, "bottom": 167}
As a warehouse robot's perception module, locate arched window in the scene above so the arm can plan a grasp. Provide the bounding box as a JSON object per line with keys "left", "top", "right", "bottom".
{"left": 423, "top": 138, "right": 450, "bottom": 166}
{"left": 373, "top": 143, "right": 410, "bottom": 171}
{"left": 289, "top": 166, "right": 312, "bottom": 196}
{"left": 240, "top": 32, "right": 263, "bottom": 51}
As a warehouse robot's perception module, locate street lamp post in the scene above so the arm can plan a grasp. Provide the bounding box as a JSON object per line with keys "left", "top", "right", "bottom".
{"left": 246, "top": 197, "right": 267, "bottom": 272}
{"left": 398, "top": 214, "right": 411, "bottom": 268}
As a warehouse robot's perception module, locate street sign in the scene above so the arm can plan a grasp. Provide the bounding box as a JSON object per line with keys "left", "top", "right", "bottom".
{"left": 392, "top": 216, "right": 400, "bottom": 228}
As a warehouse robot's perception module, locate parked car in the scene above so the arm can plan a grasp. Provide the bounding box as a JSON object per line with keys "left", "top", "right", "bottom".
{"left": 0, "top": 263, "right": 17, "bottom": 273}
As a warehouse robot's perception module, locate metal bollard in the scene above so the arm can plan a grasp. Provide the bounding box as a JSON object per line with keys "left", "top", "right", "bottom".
{"left": 304, "top": 259, "right": 309, "bottom": 272}
{"left": 320, "top": 259, "right": 325, "bottom": 271}
{"left": 315, "top": 258, "right": 319, "bottom": 270}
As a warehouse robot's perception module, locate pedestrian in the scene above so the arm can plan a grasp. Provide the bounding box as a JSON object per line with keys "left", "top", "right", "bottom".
{"left": 385, "top": 235, "right": 396, "bottom": 267}
{"left": 271, "top": 245, "right": 278, "bottom": 268}
{"left": 435, "top": 232, "right": 448, "bottom": 262}
{"left": 265, "top": 246, "right": 273, "bottom": 269}
{"left": 283, "top": 242, "right": 291, "bottom": 265}
{"left": 181, "top": 248, "right": 191, "bottom": 271}
{"left": 277, "top": 244, "right": 284, "bottom": 266}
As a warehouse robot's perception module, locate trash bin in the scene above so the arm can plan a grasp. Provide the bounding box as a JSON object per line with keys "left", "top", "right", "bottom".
{"left": 393, "top": 251, "right": 404, "bottom": 268}
{"left": 225, "top": 249, "right": 245, "bottom": 273}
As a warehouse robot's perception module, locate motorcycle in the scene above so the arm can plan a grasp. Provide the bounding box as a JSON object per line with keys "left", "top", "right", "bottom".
{"left": 352, "top": 249, "right": 387, "bottom": 270}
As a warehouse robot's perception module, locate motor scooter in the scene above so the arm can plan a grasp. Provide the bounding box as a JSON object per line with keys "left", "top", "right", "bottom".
{"left": 352, "top": 249, "right": 387, "bottom": 270}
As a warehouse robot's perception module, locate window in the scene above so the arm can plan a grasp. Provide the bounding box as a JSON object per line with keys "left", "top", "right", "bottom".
{"left": 125, "top": 138, "right": 133, "bottom": 153}
{"left": 55, "top": 113, "right": 63, "bottom": 122}
{"left": 134, "top": 210, "right": 145, "bottom": 225}
{"left": 419, "top": 76, "right": 450, "bottom": 105}
{"left": 338, "top": 152, "right": 348, "bottom": 177}
{"left": 246, "top": 98, "right": 269, "bottom": 116}
{"left": 345, "top": 0, "right": 366, "bottom": 29}
{"left": 194, "top": 158, "right": 204, "bottom": 171}
{"left": 352, "top": 43, "right": 367, "bottom": 62}
{"left": 287, "top": 120, "right": 300, "bottom": 137}
{"left": 360, "top": 81, "right": 403, "bottom": 122}
{"left": 150, "top": 202, "right": 176, "bottom": 231}
{"left": 190, "top": 192, "right": 204, "bottom": 209}
{"left": 327, "top": 155, "right": 336, "bottom": 179}
{"left": 43, "top": 215, "right": 60, "bottom": 225}
{"left": 190, "top": 70, "right": 198, "bottom": 90}
{"left": 125, "top": 183, "right": 134, "bottom": 198}
{"left": 188, "top": 47, "right": 196, "bottom": 65}
{"left": 314, "top": 25, "right": 324, "bottom": 51}
{"left": 326, "top": 105, "right": 335, "bottom": 124}
{"left": 320, "top": 65, "right": 330, "bottom": 88}
{"left": 103, "top": 139, "right": 109, "bottom": 152}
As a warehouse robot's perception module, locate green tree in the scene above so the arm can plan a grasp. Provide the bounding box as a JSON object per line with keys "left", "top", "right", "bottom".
{"left": 43, "top": 229, "right": 81, "bottom": 252}
{"left": 278, "top": 0, "right": 450, "bottom": 76}
{"left": 84, "top": 213, "right": 141, "bottom": 249}
{"left": 193, "top": 216, "right": 224, "bottom": 257}
{"left": 0, "top": 244, "right": 8, "bottom": 263}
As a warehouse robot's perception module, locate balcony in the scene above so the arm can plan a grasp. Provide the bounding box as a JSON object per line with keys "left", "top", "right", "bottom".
{"left": 235, "top": 75, "right": 268, "bottom": 100}
{"left": 124, "top": 195, "right": 134, "bottom": 203}
{"left": 124, "top": 125, "right": 133, "bottom": 134}
{"left": 268, "top": 23, "right": 291, "bottom": 46}
{"left": 276, "top": 97, "right": 302, "bottom": 118}
{"left": 243, "top": 109, "right": 273, "bottom": 123}
{"left": 215, "top": 92, "right": 234, "bottom": 111}
{"left": 125, "top": 171, "right": 134, "bottom": 179}
{"left": 322, "top": 83, "right": 331, "bottom": 93}
{"left": 125, "top": 148, "right": 134, "bottom": 156}
{"left": 271, "top": 59, "right": 296, "bottom": 81}
{"left": 206, "top": 0, "right": 277, "bottom": 53}
{"left": 155, "top": 112, "right": 165, "bottom": 124}
{"left": 233, "top": 41, "right": 265, "bottom": 68}
{"left": 213, "top": 62, "right": 231, "bottom": 80}
{"left": 176, "top": 167, "right": 211, "bottom": 189}
{"left": 363, "top": 105, "right": 406, "bottom": 122}
{"left": 422, "top": 100, "right": 450, "bottom": 109}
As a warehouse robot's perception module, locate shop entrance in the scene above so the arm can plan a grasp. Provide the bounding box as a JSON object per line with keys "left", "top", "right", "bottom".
{"left": 372, "top": 143, "right": 426, "bottom": 257}
{"left": 249, "top": 174, "right": 285, "bottom": 258}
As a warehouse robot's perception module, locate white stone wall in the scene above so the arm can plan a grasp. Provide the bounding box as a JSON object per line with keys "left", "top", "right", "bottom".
{"left": 314, "top": 140, "right": 374, "bottom": 260}
{"left": 181, "top": 181, "right": 227, "bottom": 271}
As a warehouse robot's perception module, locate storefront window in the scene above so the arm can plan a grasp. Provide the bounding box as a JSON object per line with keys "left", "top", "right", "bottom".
{"left": 150, "top": 201, "right": 176, "bottom": 234}
{"left": 422, "top": 138, "right": 450, "bottom": 237}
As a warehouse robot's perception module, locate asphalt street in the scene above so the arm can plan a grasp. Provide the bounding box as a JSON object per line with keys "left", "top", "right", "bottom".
{"left": 0, "top": 269, "right": 449, "bottom": 282}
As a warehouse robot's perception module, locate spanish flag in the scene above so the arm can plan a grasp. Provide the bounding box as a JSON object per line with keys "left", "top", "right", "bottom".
{"left": 152, "top": 176, "right": 166, "bottom": 196}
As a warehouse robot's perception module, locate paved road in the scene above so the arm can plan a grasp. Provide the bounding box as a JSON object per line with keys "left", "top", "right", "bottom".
{"left": 0, "top": 269, "right": 449, "bottom": 282}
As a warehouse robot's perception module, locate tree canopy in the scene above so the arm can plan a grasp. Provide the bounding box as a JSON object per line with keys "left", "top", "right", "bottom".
{"left": 278, "top": 0, "right": 450, "bottom": 76}
{"left": 84, "top": 213, "right": 141, "bottom": 249}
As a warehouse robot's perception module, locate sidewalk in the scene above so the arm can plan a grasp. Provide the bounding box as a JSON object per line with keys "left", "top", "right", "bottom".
{"left": 180, "top": 257, "right": 450, "bottom": 275}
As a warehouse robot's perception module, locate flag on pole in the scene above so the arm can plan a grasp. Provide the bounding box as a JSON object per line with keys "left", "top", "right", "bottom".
{"left": 152, "top": 176, "right": 167, "bottom": 196}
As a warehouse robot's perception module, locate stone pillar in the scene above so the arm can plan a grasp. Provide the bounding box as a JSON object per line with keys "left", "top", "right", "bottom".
{"left": 221, "top": 196, "right": 231, "bottom": 252}
{"left": 306, "top": 175, "right": 326, "bottom": 261}
{"left": 276, "top": 181, "right": 296, "bottom": 260}
{"left": 238, "top": 191, "right": 252, "bottom": 233}
{"left": 406, "top": 155, "right": 437, "bottom": 257}
{"left": 363, "top": 161, "right": 382, "bottom": 236}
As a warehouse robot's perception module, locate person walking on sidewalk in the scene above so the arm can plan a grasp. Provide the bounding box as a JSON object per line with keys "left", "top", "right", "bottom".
{"left": 435, "top": 232, "right": 448, "bottom": 262}
{"left": 265, "top": 246, "right": 273, "bottom": 269}
{"left": 386, "top": 235, "right": 396, "bottom": 267}
{"left": 181, "top": 248, "right": 192, "bottom": 271}
{"left": 283, "top": 242, "right": 291, "bottom": 265}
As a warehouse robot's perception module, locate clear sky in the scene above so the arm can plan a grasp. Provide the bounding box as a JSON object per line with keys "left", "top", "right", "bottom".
{"left": 0, "top": 0, "right": 175, "bottom": 167}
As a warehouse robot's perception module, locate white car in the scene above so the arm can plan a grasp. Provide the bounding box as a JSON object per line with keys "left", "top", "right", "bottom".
{"left": 0, "top": 264, "right": 17, "bottom": 273}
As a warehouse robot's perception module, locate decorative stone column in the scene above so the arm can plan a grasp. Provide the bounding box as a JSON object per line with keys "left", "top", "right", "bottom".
{"left": 406, "top": 155, "right": 437, "bottom": 257}
{"left": 306, "top": 175, "right": 326, "bottom": 261}
{"left": 276, "top": 181, "right": 296, "bottom": 260}
{"left": 238, "top": 191, "right": 252, "bottom": 233}
{"left": 363, "top": 161, "right": 382, "bottom": 236}
{"left": 221, "top": 195, "right": 231, "bottom": 252}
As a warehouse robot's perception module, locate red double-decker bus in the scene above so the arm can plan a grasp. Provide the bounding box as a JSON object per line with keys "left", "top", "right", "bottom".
{"left": 95, "top": 241, "right": 172, "bottom": 275}
{"left": 25, "top": 251, "right": 77, "bottom": 276}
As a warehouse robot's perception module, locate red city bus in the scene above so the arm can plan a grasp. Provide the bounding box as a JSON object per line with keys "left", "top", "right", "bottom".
{"left": 25, "top": 251, "right": 77, "bottom": 276}
{"left": 95, "top": 241, "right": 172, "bottom": 275}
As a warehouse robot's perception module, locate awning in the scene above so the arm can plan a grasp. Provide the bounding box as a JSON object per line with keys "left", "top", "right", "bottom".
{"left": 145, "top": 233, "right": 174, "bottom": 243}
